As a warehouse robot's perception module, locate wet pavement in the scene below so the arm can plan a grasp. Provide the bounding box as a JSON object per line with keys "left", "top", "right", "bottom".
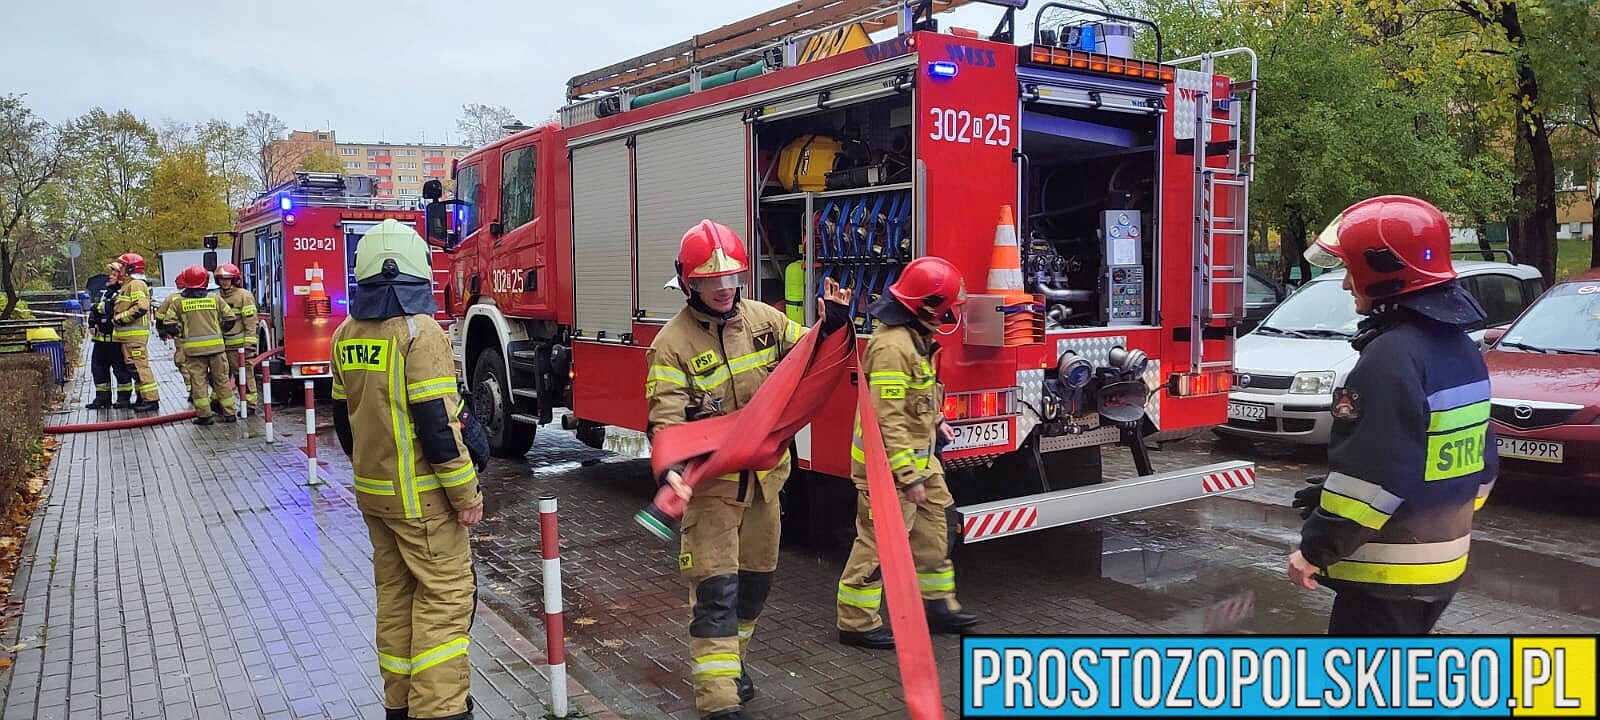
{"left": 468, "top": 418, "right": 1600, "bottom": 720}
{"left": 0, "top": 344, "right": 622, "bottom": 720}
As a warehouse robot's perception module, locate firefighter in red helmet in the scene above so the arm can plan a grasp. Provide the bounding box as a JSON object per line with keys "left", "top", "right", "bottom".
{"left": 646, "top": 219, "right": 851, "bottom": 720}
{"left": 1288, "top": 195, "right": 1498, "bottom": 634}
{"left": 213, "top": 263, "right": 261, "bottom": 407}
{"left": 108, "top": 252, "right": 161, "bottom": 412}
{"left": 158, "top": 265, "right": 239, "bottom": 424}
{"left": 836, "top": 256, "right": 979, "bottom": 650}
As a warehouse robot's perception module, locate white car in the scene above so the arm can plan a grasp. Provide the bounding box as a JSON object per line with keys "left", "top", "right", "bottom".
{"left": 1216, "top": 260, "right": 1544, "bottom": 446}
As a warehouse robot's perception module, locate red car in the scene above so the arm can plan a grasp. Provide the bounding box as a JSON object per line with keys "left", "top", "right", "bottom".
{"left": 1483, "top": 269, "right": 1600, "bottom": 489}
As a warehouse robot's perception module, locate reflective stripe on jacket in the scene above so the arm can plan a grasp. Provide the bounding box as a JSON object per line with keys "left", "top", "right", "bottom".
{"left": 158, "top": 292, "right": 237, "bottom": 356}
{"left": 332, "top": 314, "right": 481, "bottom": 520}
{"left": 112, "top": 277, "right": 152, "bottom": 342}
{"left": 645, "top": 299, "right": 806, "bottom": 502}
{"left": 219, "top": 286, "right": 259, "bottom": 348}
{"left": 851, "top": 324, "right": 943, "bottom": 488}
{"left": 1300, "top": 316, "right": 1497, "bottom": 599}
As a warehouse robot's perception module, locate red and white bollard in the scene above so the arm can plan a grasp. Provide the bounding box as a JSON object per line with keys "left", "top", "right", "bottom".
{"left": 304, "top": 379, "right": 321, "bottom": 486}
{"left": 261, "top": 363, "right": 275, "bottom": 444}
{"left": 540, "top": 494, "right": 568, "bottom": 718}
{"left": 236, "top": 350, "right": 249, "bottom": 420}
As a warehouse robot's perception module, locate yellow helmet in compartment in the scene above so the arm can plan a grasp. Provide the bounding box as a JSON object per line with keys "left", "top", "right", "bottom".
{"left": 776, "top": 134, "right": 845, "bottom": 192}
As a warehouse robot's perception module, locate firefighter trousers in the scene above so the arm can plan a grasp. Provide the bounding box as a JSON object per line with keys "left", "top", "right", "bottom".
{"left": 174, "top": 346, "right": 191, "bottom": 394}
{"left": 836, "top": 473, "right": 961, "bottom": 633}
{"left": 365, "top": 513, "right": 477, "bottom": 719}
{"left": 118, "top": 340, "right": 160, "bottom": 402}
{"left": 679, "top": 482, "right": 781, "bottom": 716}
{"left": 184, "top": 352, "right": 237, "bottom": 419}
{"left": 1329, "top": 589, "right": 1452, "bottom": 635}
{"left": 90, "top": 341, "right": 134, "bottom": 401}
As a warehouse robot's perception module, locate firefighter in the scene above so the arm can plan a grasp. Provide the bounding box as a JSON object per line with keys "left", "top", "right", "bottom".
{"left": 836, "top": 256, "right": 980, "bottom": 650}
{"left": 1287, "top": 195, "right": 1498, "bottom": 634}
{"left": 214, "top": 263, "right": 261, "bottom": 407}
{"left": 154, "top": 289, "right": 193, "bottom": 397}
{"left": 330, "top": 219, "right": 483, "bottom": 720}
{"left": 647, "top": 220, "right": 851, "bottom": 720}
{"left": 108, "top": 253, "right": 160, "bottom": 412}
{"left": 157, "top": 266, "right": 239, "bottom": 425}
{"left": 86, "top": 276, "right": 137, "bottom": 409}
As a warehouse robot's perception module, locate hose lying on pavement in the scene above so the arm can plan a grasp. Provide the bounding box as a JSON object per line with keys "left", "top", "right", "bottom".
{"left": 45, "top": 409, "right": 199, "bottom": 434}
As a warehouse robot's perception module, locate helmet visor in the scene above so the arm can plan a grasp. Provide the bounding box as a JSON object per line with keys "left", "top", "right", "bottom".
{"left": 1304, "top": 216, "right": 1347, "bottom": 269}
{"left": 688, "top": 274, "right": 743, "bottom": 292}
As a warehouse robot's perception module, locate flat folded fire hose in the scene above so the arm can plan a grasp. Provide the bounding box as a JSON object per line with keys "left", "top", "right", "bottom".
{"left": 641, "top": 321, "right": 946, "bottom": 720}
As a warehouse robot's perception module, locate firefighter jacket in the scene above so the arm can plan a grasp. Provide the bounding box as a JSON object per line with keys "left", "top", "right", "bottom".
{"left": 156, "top": 291, "right": 237, "bottom": 357}
{"left": 89, "top": 285, "right": 119, "bottom": 342}
{"left": 331, "top": 314, "right": 482, "bottom": 520}
{"left": 646, "top": 298, "right": 806, "bottom": 502}
{"left": 1300, "top": 311, "right": 1497, "bottom": 600}
{"left": 851, "top": 323, "right": 944, "bottom": 489}
{"left": 111, "top": 276, "right": 152, "bottom": 343}
{"left": 219, "top": 286, "right": 259, "bottom": 350}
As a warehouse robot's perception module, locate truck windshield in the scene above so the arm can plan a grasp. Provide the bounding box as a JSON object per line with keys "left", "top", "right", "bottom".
{"left": 1255, "top": 279, "right": 1358, "bottom": 337}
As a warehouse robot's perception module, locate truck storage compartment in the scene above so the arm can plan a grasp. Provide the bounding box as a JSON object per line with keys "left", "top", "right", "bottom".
{"left": 1019, "top": 83, "right": 1162, "bottom": 330}
{"left": 752, "top": 93, "right": 915, "bottom": 332}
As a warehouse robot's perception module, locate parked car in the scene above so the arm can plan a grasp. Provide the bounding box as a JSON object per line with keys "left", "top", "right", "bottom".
{"left": 1481, "top": 269, "right": 1600, "bottom": 489}
{"left": 1216, "top": 260, "right": 1544, "bottom": 445}
{"left": 1240, "top": 268, "right": 1286, "bottom": 335}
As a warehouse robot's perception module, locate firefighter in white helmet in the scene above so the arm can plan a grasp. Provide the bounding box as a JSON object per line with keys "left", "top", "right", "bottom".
{"left": 330, "top": 219, "right": 483, "bottom": 720}
{"left": 647, "top": 220, "right": 851, "bottom": 720}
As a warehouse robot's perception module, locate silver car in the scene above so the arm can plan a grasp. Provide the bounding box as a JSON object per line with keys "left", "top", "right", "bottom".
{"left": 1217, "top": 260, "right": 1544, "bottom": 445}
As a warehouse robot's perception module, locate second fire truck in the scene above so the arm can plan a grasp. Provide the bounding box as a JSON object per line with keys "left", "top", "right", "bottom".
{"left": 230, "top": 172, "right": 453, "bottom": 387}
{"left": 428, "top": 0, "right": 1260, "bottom": 543}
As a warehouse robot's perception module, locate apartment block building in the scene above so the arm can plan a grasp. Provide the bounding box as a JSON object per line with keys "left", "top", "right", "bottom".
{"left": 265, "top": 130, "right": 471, "bottom": 199}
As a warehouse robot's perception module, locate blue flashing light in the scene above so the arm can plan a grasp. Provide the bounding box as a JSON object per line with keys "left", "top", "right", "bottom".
{"left": 1423, "top": 248, "right": 1433, "bottom": 261}
{"left": 928, "top": 61, "right": 959, "bottom": 79}
{"left": 279, "top": 195, "right": 293, "bottom": 211}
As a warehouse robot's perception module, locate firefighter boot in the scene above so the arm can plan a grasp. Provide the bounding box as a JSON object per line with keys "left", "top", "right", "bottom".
{"left": 113, "top": 389, "right": 134, "bottom": 409}
{"left": 839, "top": 626, "right": 895, "bottom": 650}
{"left": 132, "top": 399, "right": 159, "bottom": 414}
{"left": 86, "top": 391, "right": 113, "bottom": 409}
{"left": 193, "top": 415, "right": 214, "bottom": 426}
{"left": 926, "top": 598, "right": 980, "bottom": 634}
{"left": 735, "top": 674, "right": 754, "bottom": 704}
{"left": 386, "top": 708, "right": 407, "bottom": 720}
{"left": 704, "top": 708, "right": 751, "bottom": 720}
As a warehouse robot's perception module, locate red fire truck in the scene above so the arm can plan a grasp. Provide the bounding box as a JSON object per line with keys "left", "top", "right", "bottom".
{"left": 427, "top": 0, "right": 1260, "bottom": 543}
{"left": 231, "top": 172, "right": 453, "bottom": 385}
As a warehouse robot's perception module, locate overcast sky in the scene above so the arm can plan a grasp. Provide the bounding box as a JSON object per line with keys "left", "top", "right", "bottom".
{"left": 5, "top": 0, "right": 1010, "bottom": 145}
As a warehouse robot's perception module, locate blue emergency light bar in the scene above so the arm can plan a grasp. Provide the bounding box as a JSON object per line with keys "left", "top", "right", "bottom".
{"left": 929, "top": 61, "right": 959, "bottom": 78}
{"left": 280, "top": 195, "right": 293, "bottom": 211}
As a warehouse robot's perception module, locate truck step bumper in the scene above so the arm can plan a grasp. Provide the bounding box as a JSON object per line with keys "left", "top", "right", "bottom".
{"left": 955, "top": 461, "right": 1256, "bottom": 543}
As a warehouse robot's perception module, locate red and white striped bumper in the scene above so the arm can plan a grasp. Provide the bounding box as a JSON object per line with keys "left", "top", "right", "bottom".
{"left": 955, "top": 461, "right": 1257, "bottom": 544}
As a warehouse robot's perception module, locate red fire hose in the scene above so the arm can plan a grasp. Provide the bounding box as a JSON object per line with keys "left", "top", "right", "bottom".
{"left": 44, "top": 347, "right": 287, "bottom": 434}
{"left": 640, "top": 323, "right": 945, "bottom": 719}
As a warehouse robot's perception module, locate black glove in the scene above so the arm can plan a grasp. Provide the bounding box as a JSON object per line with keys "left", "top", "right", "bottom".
{"left": 934, "top": 417, "right": 952, "bottom": 460}
{"left": 820, "top": 299, "right": 852, "bottom": 334}
{"left": 1292, "top": 476, "right": 1325, "bottom": 520}
{"left": 455, "top": 382, "right": 492, "bottom": 471}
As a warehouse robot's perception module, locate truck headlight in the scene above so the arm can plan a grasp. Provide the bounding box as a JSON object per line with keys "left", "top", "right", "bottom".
{"left": 1290, "top": 371, "right": 1335, "bottom": 395}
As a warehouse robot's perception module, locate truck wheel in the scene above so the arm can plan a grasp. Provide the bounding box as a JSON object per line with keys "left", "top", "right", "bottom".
{"left": 472, "top": 348, "right": 536, "bottom": 458}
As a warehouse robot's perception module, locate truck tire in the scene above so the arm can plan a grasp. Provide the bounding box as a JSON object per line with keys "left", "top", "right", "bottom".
{"left": 472, "top": 348, "right": 536, "bottom": 458}
{"left": 575, "top": 421, "right": 607, "bottom": 449}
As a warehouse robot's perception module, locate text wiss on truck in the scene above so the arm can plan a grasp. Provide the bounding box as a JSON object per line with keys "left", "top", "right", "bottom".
{"left": 424, "top": 0, "right": 1260, "bottom": 544}
{"left": 228, "top": 172, "right": 454, "bottom": 388}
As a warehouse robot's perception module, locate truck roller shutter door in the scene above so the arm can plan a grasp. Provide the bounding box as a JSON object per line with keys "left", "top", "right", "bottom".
{"left": 572, "top": 140, "right": 635, "bottom": 340}
{"left": 633, "top": 114, "right": 749, "bottom": 320}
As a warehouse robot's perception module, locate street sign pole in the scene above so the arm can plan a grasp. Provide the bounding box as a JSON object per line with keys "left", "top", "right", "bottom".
{"left": 66, "top": 241, "right": 82, "bottom": 292}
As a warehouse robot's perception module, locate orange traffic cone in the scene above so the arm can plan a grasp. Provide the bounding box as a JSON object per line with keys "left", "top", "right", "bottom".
{"left": 987, "top": 206, "right": 1035, "bottom": 307}
{"left": 306, "top": 263, "right": 331, "bottom": 317}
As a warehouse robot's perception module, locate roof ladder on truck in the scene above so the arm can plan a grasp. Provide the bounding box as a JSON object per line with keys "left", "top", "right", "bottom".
{"left": 1173, "top": 49, "right": 1258, "bottom": 375}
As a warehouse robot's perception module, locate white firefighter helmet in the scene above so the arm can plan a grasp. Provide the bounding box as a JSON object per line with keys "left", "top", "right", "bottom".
{"left": 354, "top": 219, "right": 432, "bottom": 283}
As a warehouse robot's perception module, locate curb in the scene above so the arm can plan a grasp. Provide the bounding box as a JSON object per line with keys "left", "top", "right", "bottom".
{"left": 475, "top": 602, "right": 628, "bottom": 720}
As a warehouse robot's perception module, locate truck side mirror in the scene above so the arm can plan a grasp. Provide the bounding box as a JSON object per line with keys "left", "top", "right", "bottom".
{"left": 1482, "top": 327, "right": 1507, "bottom": 347}
{"left": 203, "top": 234, "right": 219, "bottom": 250}
{"left": 423, "top": 179, "right": 444, "bottom": 200}
{"left": 426, "top": 201, "right": 451, "bottom": 244}
{"left": 203, "top": 251, "right": 218, "bottom": 272}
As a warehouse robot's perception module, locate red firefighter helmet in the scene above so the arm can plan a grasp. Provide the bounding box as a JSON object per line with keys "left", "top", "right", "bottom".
{"left": 176, "top": 265, "right": 211, "bottom": 290}
{"left": 214, "top": 263, "right": 242, "bottom": 280}
{"left": 889, "top": 257, "right": 967, "bottom": 323}
{"left": 674, "top": 220, "right": 748, "bottom": 294}
{"left": 114, "top": 252, "right": 146, "bottom": 275}
{"left": 1305, "top": 195, "right": 1455, "bottom": 301}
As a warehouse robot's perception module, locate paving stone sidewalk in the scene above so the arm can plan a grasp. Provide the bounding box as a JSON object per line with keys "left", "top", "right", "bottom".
{"left": 0, "top": 341, "right": 619, "bottom": 720}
